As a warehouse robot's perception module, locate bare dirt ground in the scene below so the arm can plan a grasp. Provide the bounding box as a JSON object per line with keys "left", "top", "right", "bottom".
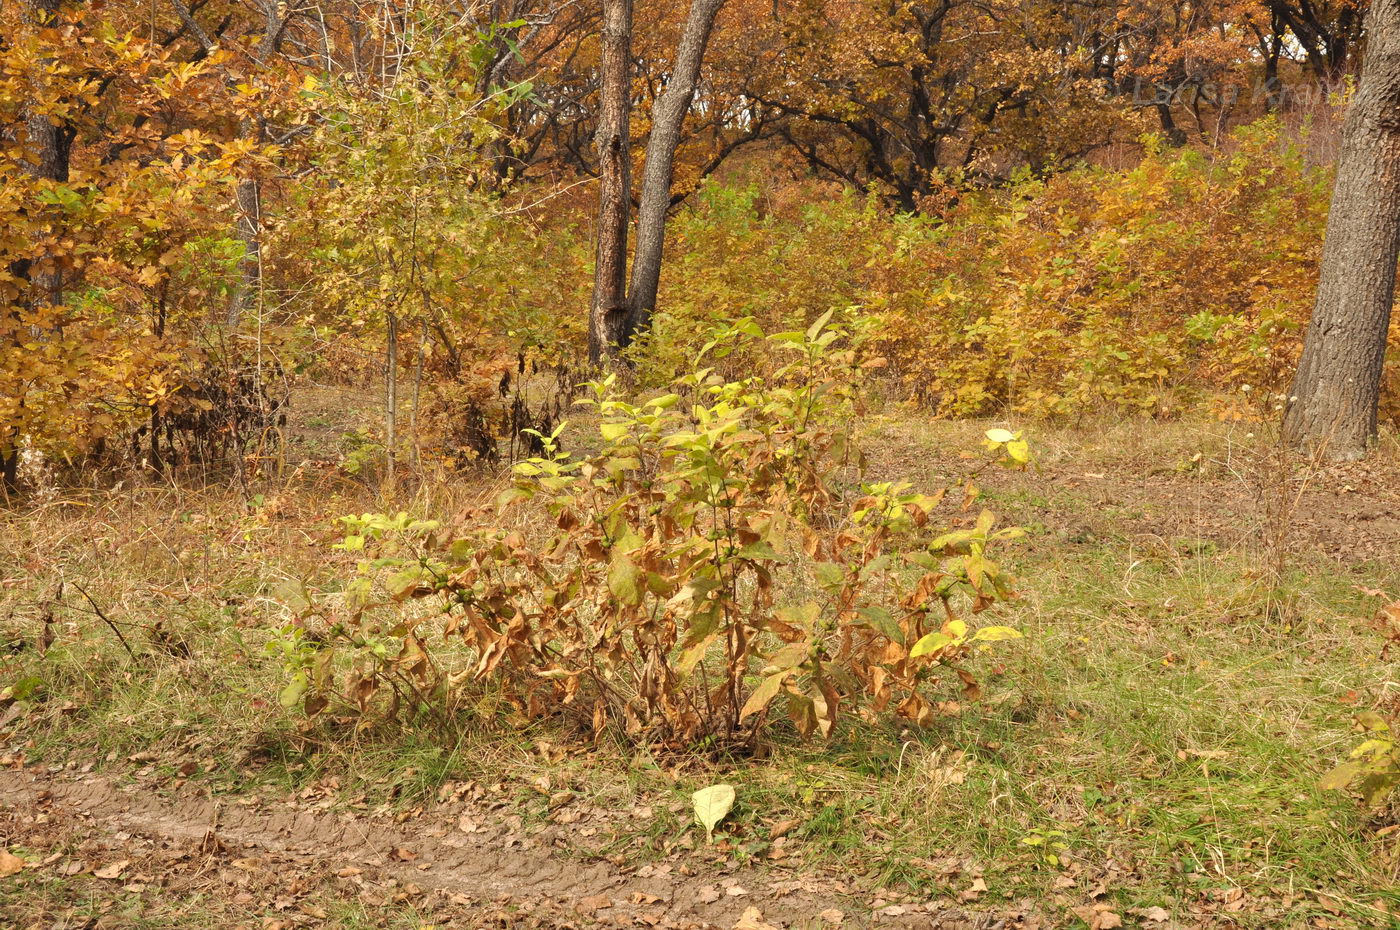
{"left": 1, "top": 766, "right": 1019, "bottom": 930}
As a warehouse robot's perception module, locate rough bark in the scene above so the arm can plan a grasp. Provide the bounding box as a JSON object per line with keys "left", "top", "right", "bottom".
{"left": 17, "top": 0, "right": 72, "bottom": 305}
{"left": 587, "top": 0, "right": 633, "bottom": 364}
{"left": 4, "top": 0, "right": 72, "bottom": 493}
{"left": 226, "top": 163, "right": 263, "bottom": 327}
{"left": 1282, "top": 0, "right": 1400, "bottom": 461}
{"left": 624, "top": 0, "right": 726, "bottom": 340}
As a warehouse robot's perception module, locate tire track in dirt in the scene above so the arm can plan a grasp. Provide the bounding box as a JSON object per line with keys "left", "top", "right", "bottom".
{"left": 1, "top": 767, "right": 1010, "bottom": 929}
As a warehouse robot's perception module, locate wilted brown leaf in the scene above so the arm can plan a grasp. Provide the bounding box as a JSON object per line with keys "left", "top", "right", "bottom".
{"left": 1132, "top": 906, "right": 1171, "bottom": 924}
{"left": 94, "top": 860, "right": 129, "bottom": 880}
{"left": 0, "top": 851, "right": 24, "bottom": 878}
{"left": 958, "top": 877, "right": 987, "bottom": 902}
{"left": 733, "top": 906, "right": 781, "bottom": 930}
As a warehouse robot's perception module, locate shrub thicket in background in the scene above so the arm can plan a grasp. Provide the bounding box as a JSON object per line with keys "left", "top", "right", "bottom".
{"left": 636, "top": 119, "right": 1348, "bottom": 422}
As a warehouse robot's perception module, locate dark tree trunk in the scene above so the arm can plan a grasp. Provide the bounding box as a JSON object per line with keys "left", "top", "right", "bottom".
{"left": 4, "top": 0, "right": 72, "bottom": 494}
{"left": 1282, "top": 0, "right": 1400, "bottom": 460}
{"left": 587, "top": 0, "right": 634, "bottom": 364}
{"left": 19, "top": 0, "right": 72, "bottom": 305}
{"left": 623, "top": 0, "right": 726, "bottom": 340}
{"left": 1154, "top": 100, "right": 1187, "bottom": 147}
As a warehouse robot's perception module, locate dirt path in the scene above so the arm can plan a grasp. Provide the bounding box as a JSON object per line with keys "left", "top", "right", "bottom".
{"left": 1, "top": 766, "right": 1014, "bottom": 929}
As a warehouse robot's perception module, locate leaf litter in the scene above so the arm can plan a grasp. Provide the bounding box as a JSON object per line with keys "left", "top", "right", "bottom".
{"left": 1, "top": 764, "right": 1031, "bottom": 928}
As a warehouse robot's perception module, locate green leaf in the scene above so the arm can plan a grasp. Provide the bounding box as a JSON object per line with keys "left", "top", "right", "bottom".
{"left": 387, "top": 567, "right": 423, "bottom": 599}
{"left": 675, "top": 631, "right": 719, "bottom": 677}
{"left": 737, "top": 540, "right": 783, "bottom": 561}
{"left": 768, "top": 642, "right": 809, "bottom": 668}
{"left": 812, "top": 561, "right": 846, "bottom": 593}
{"left": 279, "top": 671, "right": 309, "bottom": 709}
{"left": 985, "top": 428, "right": 1016, "bottom": 444}
{"left": 1360, "top": 772, "right": 1400, "bottom": 806}
{"left": 1351, "top": 738, "right": 1394, "bottom": 758}
{"left": 857, "top": 606, "right": 904, "bottom": 644}
{"left": 805, "top": 307, "right": 836, "bottom": 341}
{"left": 775, "top": 601, "right": 821, "bottom": 629}
{"left": 1357, "top": 711, "right": 1390, "bottom": 731}
{"left": 600, "top": 421, "right": 630, "bottom": 442}
{"left": 692, "top": 784, "right": 736, "bottom": 842}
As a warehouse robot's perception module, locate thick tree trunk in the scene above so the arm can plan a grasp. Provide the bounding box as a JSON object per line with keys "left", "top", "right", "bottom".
{"left": 4, "top": 0, "right": 72, "bottom": 493}
{"left": 19, "top": 0, "right": 71, "bottom": 305}
{"left": 1282, "top": 0, "right": 1400, "bottom": 461}
{"left": 624, "top": 0, "right": 726, "bottom": 340}
{"left": 587, "top": 0, "right": 634, "bottom": 365}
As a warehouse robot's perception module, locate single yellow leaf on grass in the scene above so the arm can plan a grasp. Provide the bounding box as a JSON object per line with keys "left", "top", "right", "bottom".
{"left": 692, "top": 783, "right": 736, "bottom": 842}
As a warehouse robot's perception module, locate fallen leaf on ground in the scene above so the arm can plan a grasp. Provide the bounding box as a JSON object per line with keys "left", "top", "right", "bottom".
{"left": 94, "top": 860, "right": 129, "bottom": 880}
{"left": 1132, "top": 906, "right": 1171, "bottom": 924}
{"left": 958, "top": 877, "right": 987, "bottom": 902}
{"left": 693, "top": 784, "right": 736, "bottom": 842}
{"left": 579, "top": 895, "right": 613, "bottom": 913}
{"left": 769, "top": 818, "right": 801, "bottom": 839}
{"left": 733, "top": 906, "right": 781, "bottom": 930}
{"left": 819, "top": 908, "right": 844, "bottom": 924}
{"left": 1073, "top": 904, "right": 1123, "bottom": 929}
{"left": 0, "top": 851, "right": 24, "bottom": 878}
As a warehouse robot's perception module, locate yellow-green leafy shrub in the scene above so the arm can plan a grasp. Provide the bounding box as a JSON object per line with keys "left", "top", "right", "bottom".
{"left": 304, "top": 316, "right": 1026, "bottom": 745}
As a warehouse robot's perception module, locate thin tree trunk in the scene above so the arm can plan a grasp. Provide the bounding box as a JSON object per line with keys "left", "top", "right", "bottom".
{"left": 226, "top": 170, "right": 262, "bottom": 327}
{"left": 587, "top": 0, "right": 634, "bottom": 365}
{"left": 411, "top": 329, "right": 426, "bottom": 469}
{"left": 624, "top": 0, "right": 726, "bottom": 340}
{"left": 171, "top": 0, "right": 289, "bottom": 331}
{"left": 1282, "top": 0, "right": 1400, "bottom": 461}
{"left": 386, "top": 312, "right": 398, "bottom": 489}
